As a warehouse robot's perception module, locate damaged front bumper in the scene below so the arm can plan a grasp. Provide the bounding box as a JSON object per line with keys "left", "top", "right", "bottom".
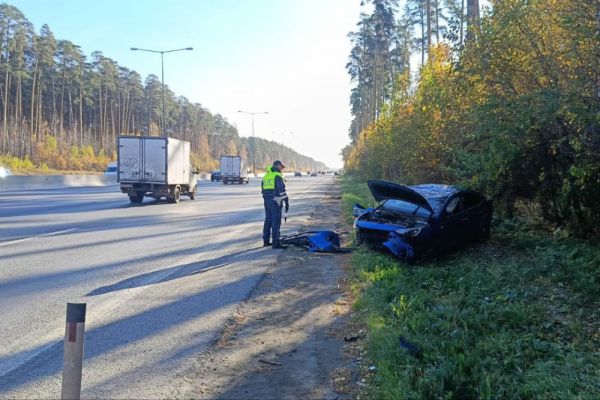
{"left": 383, "top": 231, "right": 415, "bottom": 262}
{"left": 354, "top": 219, "right": 422, "bottom": 262}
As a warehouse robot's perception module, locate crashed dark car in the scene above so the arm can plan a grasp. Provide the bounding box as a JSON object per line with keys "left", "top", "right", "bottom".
{"left": 353, "top": 180, "right": 493, "bottom": 262}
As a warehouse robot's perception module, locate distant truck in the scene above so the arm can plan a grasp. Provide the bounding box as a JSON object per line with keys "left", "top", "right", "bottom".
{"left": 220, "top": 155, "right": 249, "bottom": 184}
{"left": 117, "top": 135, "right": 197, "bottom": 203}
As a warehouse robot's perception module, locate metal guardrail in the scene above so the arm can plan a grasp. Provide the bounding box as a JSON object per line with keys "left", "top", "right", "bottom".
{"left": 0, "top": 175, "right": 119, "bottom": 191}
{"left": 0, "top": 171, "right": 301, "bottom": 191}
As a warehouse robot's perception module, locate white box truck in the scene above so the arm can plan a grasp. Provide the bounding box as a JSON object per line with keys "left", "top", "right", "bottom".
{"left": 220, "top": 155, "right": 249, "bottom": 184}
{"left": 118, "top": 135, "right": 197, "bottom": 203}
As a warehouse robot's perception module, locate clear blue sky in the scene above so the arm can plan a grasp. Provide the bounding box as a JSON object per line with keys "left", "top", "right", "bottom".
{"left": 9, "top": 0, "right": 363, "bottom": 168}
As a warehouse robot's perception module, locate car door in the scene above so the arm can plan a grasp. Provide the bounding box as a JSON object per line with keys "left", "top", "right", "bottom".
{"left": 462, "top": 191, "right": 490, "bottom": 240}
{"left": 439, "top": 194, "right": 470, "bottom": 250}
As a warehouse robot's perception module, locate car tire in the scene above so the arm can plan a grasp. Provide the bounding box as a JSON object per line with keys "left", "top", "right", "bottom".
{"left": 481, "top": 222, "right": 491, "bottom": 241}
{"left": 355, "top": 231, "right": 365, "bottom": 245}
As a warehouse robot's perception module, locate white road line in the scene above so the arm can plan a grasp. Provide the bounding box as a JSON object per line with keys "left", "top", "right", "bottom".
{"left": 0, "top": 228, "right": 78, "bottom": 247}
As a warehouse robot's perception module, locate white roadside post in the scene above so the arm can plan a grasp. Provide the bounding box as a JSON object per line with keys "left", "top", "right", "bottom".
{"left": 61, "top": 303, "right": 86, "bottom": 400}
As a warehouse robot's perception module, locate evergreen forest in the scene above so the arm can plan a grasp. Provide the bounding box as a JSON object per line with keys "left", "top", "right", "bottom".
{"left": 344, "top": 0, "right": 600, "bottom": 236}
{"left": 0, "top": 4, "right": 326, "bottom": 173}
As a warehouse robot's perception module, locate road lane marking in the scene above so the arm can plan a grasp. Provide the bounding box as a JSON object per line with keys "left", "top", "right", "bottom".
{"left": 0, "top": 228, "right": 78, "bottom": 247}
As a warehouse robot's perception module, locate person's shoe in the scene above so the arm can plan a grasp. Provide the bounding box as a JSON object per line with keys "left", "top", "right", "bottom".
{"left": 272, "top": 243, "right": 287, "bottom": 249}
{"left": 263, "top": 241, "right": 271, "bottom": 247}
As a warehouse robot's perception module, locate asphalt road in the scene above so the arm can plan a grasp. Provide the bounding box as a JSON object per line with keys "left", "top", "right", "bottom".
{"left": 0, "top": 175, "right": 333, "bottom": 399}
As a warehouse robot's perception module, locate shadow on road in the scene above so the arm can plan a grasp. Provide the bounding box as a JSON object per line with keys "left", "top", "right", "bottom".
{"left": 87, "top": 246, "right": 267, "bottom": 296}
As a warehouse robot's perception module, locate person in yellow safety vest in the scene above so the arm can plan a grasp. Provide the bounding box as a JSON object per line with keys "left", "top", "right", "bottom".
{"left": 261, "top": 160, "right": 289, "bottom": 249}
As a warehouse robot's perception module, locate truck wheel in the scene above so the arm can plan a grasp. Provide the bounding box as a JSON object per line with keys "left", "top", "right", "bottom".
{"left": 129, "top": 192, "right": 143, "bottom": 203}
{"left": 169, "top": 187, "right": 180, "bottom": 203}
{"left": 189, "top": 186, "right": 197, "bottom": 200}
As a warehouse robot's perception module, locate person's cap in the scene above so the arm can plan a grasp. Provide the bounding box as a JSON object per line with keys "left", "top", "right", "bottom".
{"left": 273, "top": 160, "right": 286, "bottom": 168}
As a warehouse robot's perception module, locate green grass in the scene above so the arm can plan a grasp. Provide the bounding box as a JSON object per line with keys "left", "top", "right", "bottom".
{"left": 341, "top": 175, "right": 600, "bottom": 399}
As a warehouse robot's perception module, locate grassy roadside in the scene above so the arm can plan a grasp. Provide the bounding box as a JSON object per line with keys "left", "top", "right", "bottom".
{"left": 341, "top": 175, "right": 600, "bottom": 399}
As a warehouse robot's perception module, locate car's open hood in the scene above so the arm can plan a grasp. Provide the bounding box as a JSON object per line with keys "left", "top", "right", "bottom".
{"left": 367, "top": 180, "right": 433, "bottom": 213}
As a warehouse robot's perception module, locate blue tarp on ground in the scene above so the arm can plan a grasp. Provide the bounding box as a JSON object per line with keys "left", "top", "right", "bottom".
{"left": 281, "top": 230, "right": 348, "bottom": 252}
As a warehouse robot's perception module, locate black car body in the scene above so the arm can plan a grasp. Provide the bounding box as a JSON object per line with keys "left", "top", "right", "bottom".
{"left": 210, "top": 170, "right": 222, "bottom": 182}
{"left": 354, "top": 180, "right": 493, "bottom": 262}
{"left": 294, "top": 171, "right": 302, "bottom": 177}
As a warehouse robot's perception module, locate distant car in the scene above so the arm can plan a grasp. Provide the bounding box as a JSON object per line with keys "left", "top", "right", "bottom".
{"left": 210, "top": 170, "right": 222, "bottom": 182}
{"left": 294, "top": 171, "right": 302, "bottom": 177}
{"left": 334, "top": 171, "right": 340, "bottom": 176}
{"left": 104, "top": 162, "right": 117, "bottom": 176}
{"left": 353, "top": 180, "right": 493, "bottom": 263}
{"left": 310, "top": 172, "right": 318, "bottom": 177}
{"left": 0, "top": 165, "right": 12, "bottom": 178}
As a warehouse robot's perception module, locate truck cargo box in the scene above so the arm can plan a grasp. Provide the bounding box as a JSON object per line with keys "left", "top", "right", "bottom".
{"left": 117, "top": 135, "right": 197, "bottom": 203}
{"left": 220, "top": 155, "right": 249, "bottom": 184}
{"left": 118, "top": 136, "right": 191, "bottom": 184}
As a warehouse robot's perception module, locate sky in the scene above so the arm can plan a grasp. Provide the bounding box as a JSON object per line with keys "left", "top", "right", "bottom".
{"left": 8, "top": 0, "right": 364, "bottom": 168}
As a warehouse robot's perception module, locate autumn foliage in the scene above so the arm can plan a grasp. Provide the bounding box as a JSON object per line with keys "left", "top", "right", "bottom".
{"left": 345, "top": 0, "right": 600, "bottom": 236}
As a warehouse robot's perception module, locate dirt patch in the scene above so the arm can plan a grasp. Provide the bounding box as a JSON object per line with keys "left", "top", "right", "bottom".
{"left": 181, "top": 179, "right": 365, "bottom": 399}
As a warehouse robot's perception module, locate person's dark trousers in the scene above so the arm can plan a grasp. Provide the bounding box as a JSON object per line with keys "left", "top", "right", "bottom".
{"left": 263, "top": 198, "right": 274, "bottom": 244}
{"left": 271, "top": 203, "right": 282, "bottom": 248}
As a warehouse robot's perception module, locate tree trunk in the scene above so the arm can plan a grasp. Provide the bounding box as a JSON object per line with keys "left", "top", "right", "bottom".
{"left": 30, "top": 61, "right": 37, "bottom": 150}
{"left": 426, "top": 0, "right": 431, "bottom": 52}
{"left": 460, "top": 0, "right": 465, "bottom": 45}
{"left": 60, "top": 69, "right": 65, "bottom": 136}
{"left": 420, "top": 4, "right": 425, "bottom": 65}
{"left": 79, "top": 87, "right": 83, "bottom": 146}
{"left": 434, "top": 0, "right": 439, "bottom": 43}
{"left": 3, "top": 38, "right": 10, "bottom": 152}
{"left": 466, "top": 0, "right": 480, "bottom": 40}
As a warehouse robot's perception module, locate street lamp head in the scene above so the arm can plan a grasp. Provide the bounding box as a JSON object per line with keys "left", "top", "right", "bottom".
{"left": 185, "top": 47, "right": 193, "bottom": 51}
{"left": 130, "top": 47, "right": 139, "bottom": 51}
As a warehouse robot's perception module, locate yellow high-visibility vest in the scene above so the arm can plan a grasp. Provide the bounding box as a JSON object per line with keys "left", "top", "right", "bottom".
{"left": 262, "top": 169, "right": 283, "bottom": 190}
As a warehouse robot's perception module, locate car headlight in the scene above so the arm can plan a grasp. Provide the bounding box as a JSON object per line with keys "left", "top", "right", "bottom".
{"left": 398, "top": 227, "right": 422, "bottom": 237}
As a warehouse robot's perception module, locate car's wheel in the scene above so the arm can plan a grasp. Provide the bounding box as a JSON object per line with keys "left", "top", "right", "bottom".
{"left": 355, "top": 231, "right": 365, "bottom": 245}
{"left": 189, "top": 186, "right": 197, "bottom": 200}
{"left": 481, "top": 221, "right": 491, "bottom": 240}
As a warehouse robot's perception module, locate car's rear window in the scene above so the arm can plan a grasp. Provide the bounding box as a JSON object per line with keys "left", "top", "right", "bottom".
{"left": 106, "top": 167, "right": 117, "bottom": 172}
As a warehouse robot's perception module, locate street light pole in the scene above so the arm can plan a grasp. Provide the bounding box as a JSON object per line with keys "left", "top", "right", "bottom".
{"left": 130, "top": 47, "right": 193, "bottom": 136}
{"left": 238, "top": 110, "right": 268, "bottom": 175}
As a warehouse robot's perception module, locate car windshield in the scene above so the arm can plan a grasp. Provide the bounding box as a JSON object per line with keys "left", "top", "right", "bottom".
{"left": 381, "top": 198, "right": 433, "bottom": 218}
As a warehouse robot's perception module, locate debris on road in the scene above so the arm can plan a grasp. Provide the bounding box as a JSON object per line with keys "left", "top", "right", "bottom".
{"left": 280, "top": 230, "right": 351, "bottom": 253}
{"left": 399, "top": 336, "right": 423, "bottom": 359}
{"left": 259, "top": 359, "right": 282, "bottom": 366}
